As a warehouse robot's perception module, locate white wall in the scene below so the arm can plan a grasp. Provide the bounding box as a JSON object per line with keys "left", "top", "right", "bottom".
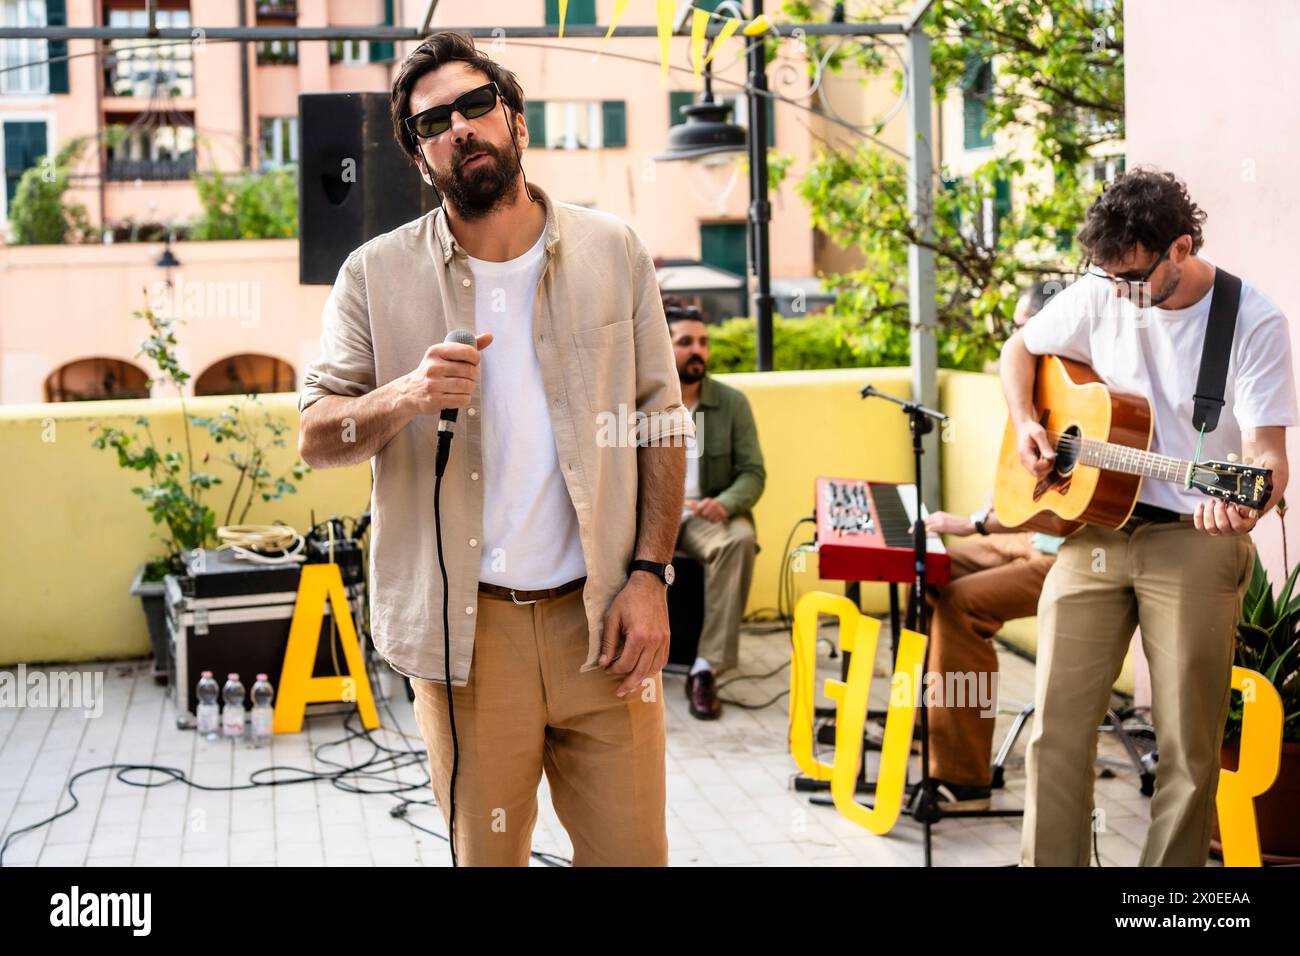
{"left": 1126, "top": 0, "right": 1300, "bottom": 583}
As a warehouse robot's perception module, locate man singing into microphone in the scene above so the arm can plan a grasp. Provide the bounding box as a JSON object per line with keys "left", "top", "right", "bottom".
{"left": 297, "top": 33, "right": 692, "bottom": 866}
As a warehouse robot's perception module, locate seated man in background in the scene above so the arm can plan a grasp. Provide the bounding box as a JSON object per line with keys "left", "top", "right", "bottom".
{"left": 664, "top": 297, "right": 766, "bottom": 720}
{"left": 920, "top": 281, "right": 1064, "bottom": 808}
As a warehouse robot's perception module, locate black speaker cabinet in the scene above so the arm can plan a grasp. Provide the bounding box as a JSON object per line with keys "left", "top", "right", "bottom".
{"left": 298, "top": 92, "right": 438, "bottom": 285}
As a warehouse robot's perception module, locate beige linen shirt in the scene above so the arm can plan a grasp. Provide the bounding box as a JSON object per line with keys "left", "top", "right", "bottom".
{"left": 298, "top": 184, "right": 694, "bottom": 686}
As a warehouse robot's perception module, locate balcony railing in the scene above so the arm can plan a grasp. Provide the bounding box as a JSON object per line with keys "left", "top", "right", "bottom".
{"left": 106, "top": 154, "right": 198, "bottom": 182}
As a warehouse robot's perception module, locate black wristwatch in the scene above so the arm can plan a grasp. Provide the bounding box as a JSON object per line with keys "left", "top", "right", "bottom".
{"left": 628, "top": 559, "right": 675, "bottom": 586}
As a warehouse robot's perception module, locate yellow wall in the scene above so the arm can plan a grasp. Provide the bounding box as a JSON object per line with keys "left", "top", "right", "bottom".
{"left": 0, "top": 369, "right": 1133, "bottom": 693}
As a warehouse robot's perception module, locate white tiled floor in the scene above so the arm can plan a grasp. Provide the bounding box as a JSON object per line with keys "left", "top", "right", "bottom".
{"left": 0, "top": 621, "right": 1155, "bottom": 867}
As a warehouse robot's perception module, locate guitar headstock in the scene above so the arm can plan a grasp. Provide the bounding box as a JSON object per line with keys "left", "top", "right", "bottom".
{"left": 1191, "top": 460, "right": 1273, "bottom": 510}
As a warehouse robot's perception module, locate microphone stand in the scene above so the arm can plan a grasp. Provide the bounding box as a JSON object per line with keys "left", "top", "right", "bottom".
{"left": 860, "top": 385, "right": 1022, "bottom": 867}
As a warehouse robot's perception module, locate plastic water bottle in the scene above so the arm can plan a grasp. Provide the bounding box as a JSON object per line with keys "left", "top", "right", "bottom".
{"left": 250, "top": 674, "right": 274, "bottom": 747}
{"left": 195, "top": 671, "right": 220, "bottom": 740}
{"left": 221, "top": 673, "right": 246, "bottom": 739}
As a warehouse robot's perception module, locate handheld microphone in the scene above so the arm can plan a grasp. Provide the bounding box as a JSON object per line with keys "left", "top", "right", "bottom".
{"left": 435, "top": 328, "right": 478, "bottom": 477}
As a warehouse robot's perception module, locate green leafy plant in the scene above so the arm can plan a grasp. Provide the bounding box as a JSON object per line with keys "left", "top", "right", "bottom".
{"left": 190, "top": 165, "right": 298, "bottom": 240}
{"left": 7, "top": 137, "right": 93, "bottom": 245}
{"left": 707, "top": 312, "right": 911, "bottom": 373}
{"left": 779, "top": 0, "right": 1123, "bottom": 368}
{"left": 1227, "top": 506, "right": 1300, "bottom": 744}
{"left": 91, "top": 305, "right": 309, "bottom": 582}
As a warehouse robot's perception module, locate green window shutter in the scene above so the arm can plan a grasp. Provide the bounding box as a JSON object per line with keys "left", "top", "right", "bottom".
{"left": 669, "top": 91, "right": 694, "bottom": 127}
{"left": 4, "top": 121, "right": 48, "bottom": 204}
{"left": 546, "top": 0, "right": 596, "bottom": 26}
{"left": 941, "top": 175, "right": 961, "bottom": 231}
{"left": 524, "top": 100, "right": 547, "bottom": 148}
{"left": 601, "top": 101, "right": 626, "bottom": 148}
{"left": 47, "top": 0, "right": 69, "bottom": 93}
{"left": 700, "top": 222, "right": 748, "bottom": 278}
{"left": 993, "top": 176, "right": 1011, "bottom": 224}
{"left": 1055, "top": 229, "right": 1074, "bottom": 253}
{"left": 369, "top": 0, "right": 395, "bottom": 62}
{"left": 962, "top": 59, "right": 994, "bottom": 149}
{"left": 1116, "top": 154, "right": 1126, "bottom": 174}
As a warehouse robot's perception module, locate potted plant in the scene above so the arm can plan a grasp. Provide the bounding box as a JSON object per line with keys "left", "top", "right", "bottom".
{"left": 91, "top": 304, "right": 309, "bottom": 682}
{"left": 1212, "top": 503, "right": 1300, "bottom": 863}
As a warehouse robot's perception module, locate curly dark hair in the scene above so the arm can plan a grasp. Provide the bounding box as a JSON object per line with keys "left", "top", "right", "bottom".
{"left": 389, "top": 32, "right": 527, "bottom": 166}
{"left": 1077, "top": 167, "right": 1207, "bottom": 265}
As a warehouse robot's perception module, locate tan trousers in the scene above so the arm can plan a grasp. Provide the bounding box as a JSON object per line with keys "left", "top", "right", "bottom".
{"left": 409, "top": 587, "right": 668, "bottom": 866}
{"left": 675, "top": 513, "right": 757, "bottom": 673}
{"left": 1021, "top": 521, "right": 1255, "bottom": 867}
{"left": 926, "top": 533, "right": 1056, "bottom": 787}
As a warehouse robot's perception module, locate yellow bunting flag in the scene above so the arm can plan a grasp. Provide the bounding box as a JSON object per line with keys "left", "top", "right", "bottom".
{"left": 655, "top": 0, "right": 676, "bottom": 77}
{"left": 557, "top": 0, "right": 567, "bottom": 38}
{"left": 743, "top": 13, "right": 774, "bottom": 35}
{"left": 690, "top": 8, "right": 710, "bottom": 76}
{"left": 604, "top": 0, "right": 631, "bottom": 40}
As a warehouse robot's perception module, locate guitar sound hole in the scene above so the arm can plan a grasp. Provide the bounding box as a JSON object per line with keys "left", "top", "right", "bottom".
{"left": 1055, "top": 424, "right": 1081, "bottom": 475}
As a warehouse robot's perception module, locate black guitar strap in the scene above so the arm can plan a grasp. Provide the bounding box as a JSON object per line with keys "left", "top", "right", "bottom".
{"left": 1192, "top": 267, "right": 1243, "bottom": 434}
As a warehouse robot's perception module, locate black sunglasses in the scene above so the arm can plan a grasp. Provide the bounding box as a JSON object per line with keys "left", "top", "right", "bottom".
{"left": 404, "top": 82, "right": 501, "bottom": 140}
{"left": 1085, "top": 241, "right": 1173, "bottom": 287}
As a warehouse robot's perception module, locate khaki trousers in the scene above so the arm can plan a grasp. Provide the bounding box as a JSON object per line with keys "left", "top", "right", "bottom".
{"left": 409, "top": 587, "right": 668, "bottom": 866}
{"left": 1021, "top": 521, "right": 1254, "bottom": 867}
{"left": 926, "top": 533, "right": 1056, "bottom": 787}
{"left": 675, "top": 513, "right": 757, "bottom": 673}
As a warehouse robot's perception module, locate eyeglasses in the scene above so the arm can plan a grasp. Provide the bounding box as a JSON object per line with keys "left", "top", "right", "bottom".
{"left": 1085, "top": 241, "right": 1173, "bottom": 289}
{"left": 404, "top": 82, "right": 500, "bottom": 140}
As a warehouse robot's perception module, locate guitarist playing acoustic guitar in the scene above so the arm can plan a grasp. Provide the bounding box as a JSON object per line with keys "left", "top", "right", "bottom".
{"left": 999, "top": 167, "right": 1297, "bottom": 867}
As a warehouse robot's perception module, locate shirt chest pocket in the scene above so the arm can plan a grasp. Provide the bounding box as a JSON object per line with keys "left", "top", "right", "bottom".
{"left": 572, "top": 319, "right": 635, "bottom": 413}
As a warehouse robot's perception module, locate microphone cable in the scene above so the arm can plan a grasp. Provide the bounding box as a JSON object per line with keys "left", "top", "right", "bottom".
{"left": 433, "top": 466, "right": 460, "bottom": 867}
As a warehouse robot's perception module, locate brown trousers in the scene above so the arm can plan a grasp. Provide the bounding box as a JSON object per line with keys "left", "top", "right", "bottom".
{"left": 925, "top": 532, "right": 1056, "bottom": 787}
{"left": 1022, "top": 522, "right": 1254, "bottom": 866}
{"left": 409, "top": 587, "right": 668, "bottom": 866}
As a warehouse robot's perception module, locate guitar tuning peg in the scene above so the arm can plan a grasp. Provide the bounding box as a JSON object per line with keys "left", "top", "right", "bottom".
{"left": 1226, "top": 453, "right": 1239, "bottom": 463}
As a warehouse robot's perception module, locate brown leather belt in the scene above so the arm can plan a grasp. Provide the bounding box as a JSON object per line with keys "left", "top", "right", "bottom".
{"left": 478, "top": 576, "right": 586, "bottom": 605}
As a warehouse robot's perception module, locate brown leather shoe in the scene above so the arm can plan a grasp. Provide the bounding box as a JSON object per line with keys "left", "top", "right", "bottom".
{"left": 686, "top": 670, "right": 722, "bottom": 720}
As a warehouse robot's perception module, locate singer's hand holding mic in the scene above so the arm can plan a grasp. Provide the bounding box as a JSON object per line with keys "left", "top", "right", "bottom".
{"left": 401, "top": 329, "right": 493, "bottom": 417}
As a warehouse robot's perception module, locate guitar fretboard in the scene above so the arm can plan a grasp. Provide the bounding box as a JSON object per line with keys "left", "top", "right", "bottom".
{"left": 1071, "top": 437, "right": 1193, "bottom": 484}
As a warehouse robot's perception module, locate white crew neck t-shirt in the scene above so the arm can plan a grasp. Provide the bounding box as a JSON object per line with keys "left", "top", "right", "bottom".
{"left": 468, "top": 229, "right": 587, "bottom": 589}
{"left": 681, "top": 400, "right": 700, "bottom": 523}
{"left": 1020, "top": 266, "right": 1298, "bottom": 514}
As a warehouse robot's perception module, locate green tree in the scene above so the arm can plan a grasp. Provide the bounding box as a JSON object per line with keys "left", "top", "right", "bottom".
{"left": 190, "top": 165, "right": 298, "bottom": 240}
{"left": 781, "top": 0, "right": 1124, "bottom": 369}
{"left": 7, "top": 137, "right": 93, "bottom": 245}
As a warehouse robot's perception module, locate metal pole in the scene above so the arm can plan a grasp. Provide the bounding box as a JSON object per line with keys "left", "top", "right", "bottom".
{"left": 747, "top": 1, "right": 773, "bottom": 371}
{"left": 0, "top": 23, "right": 905, "bottom": 41}
{"left": 906, "top": 19, "right": 939, "bottom": 509}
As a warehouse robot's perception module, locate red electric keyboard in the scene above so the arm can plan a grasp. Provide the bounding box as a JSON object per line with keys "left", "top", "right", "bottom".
{"left": 814, "top": 476, "right": 951, "bottom": 585}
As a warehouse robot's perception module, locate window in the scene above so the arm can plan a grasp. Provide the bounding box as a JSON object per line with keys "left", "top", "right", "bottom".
{"left": 105, "top": 8, "right": 194, "bottom": 97}
{"left": 3, "top": 119, "right": 48, "bottom": 207}
{"left": 256, "top": 40, "right": 298, "bottom": 65}
{"left": 545, "top": 0, "right": 595, "bottom": 26}
{"left": 700, "top": 222, "right": 747, "bottom": 278}
{"left": 105, "top": 120, "right": 197, "bottom": 181}
{"left": 329, "top": 39, "right": 369, "bottom": 65}
{"left": 670, "top": 91, "right": 775, "bottom": 147}
{"left": 0, "top": 0, "right": 48, "bottom": 94}
{"left": 961, "top": 57, "right": 994, "bottom": 150}
{"left": 526, "top": 100, "right": 627, "bottom": 150}
{"left": 260, "top": 117, "right": 298, "bottom": 169}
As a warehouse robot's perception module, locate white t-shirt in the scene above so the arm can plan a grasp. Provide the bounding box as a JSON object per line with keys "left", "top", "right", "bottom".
{"left": 469, "top": 229, "right": 587, "bottom": 589}
{"left": 681, "top": 401, "right": 700, "bottom": 524}
{"left": 1020, "top": 266, "right": 1298, "bottom": 514}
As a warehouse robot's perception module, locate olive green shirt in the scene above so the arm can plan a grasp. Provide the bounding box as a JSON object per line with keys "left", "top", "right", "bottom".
{"left": 692, "top": 374, "right": 766, "bottom": 529}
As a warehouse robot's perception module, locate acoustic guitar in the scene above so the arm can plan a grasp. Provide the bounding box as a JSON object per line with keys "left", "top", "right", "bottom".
{"left": 993, "top": 355, "right": 1272, "bottom": 536}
